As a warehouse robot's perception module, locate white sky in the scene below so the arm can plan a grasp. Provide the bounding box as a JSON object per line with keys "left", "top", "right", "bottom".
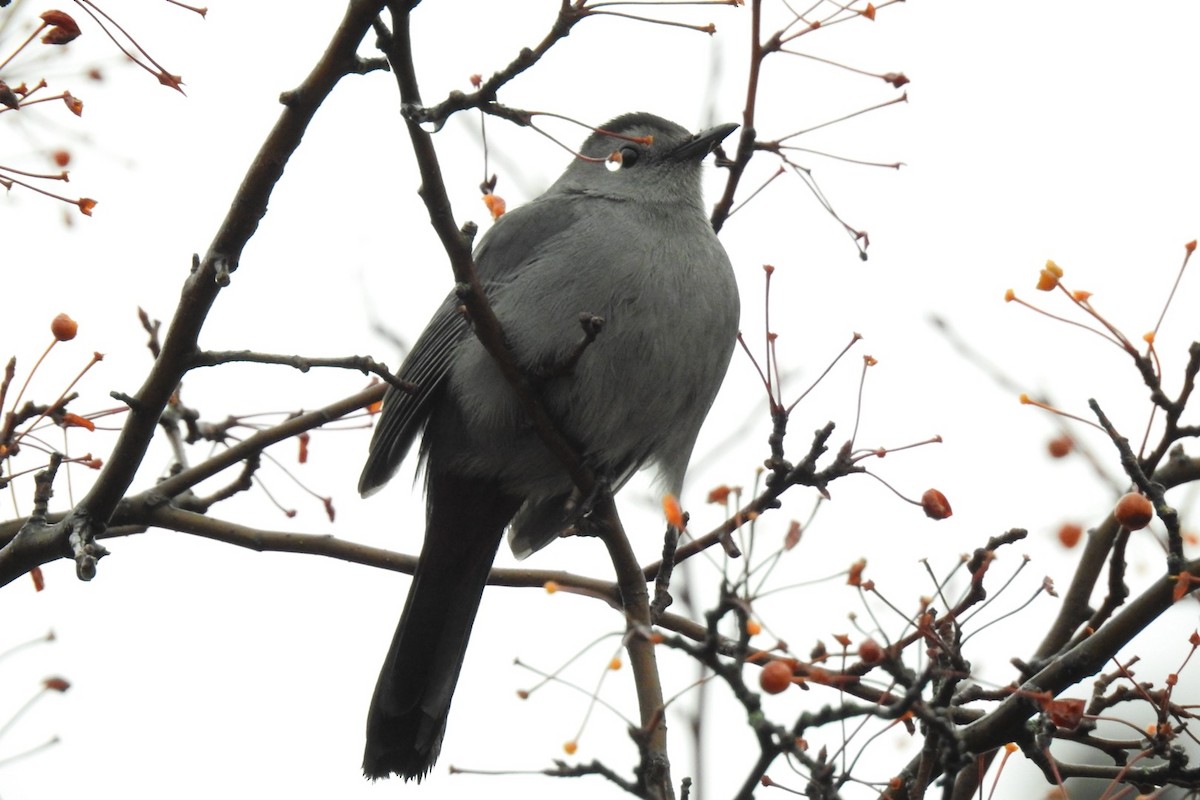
{"left": 4, "top": 2, "right": 1200, "bottom": 799}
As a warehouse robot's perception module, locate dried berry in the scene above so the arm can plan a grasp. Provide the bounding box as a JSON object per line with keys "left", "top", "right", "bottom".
{"left": 1115, "top": 492, "right": 1153, "bottom": 530}
{"left": 759, "top": 660, "right": 794, "bottom": 695}
{"left": 51, "top": 313, "right": 78, "bottom": 341}
{"left": 858, "top": 638, "right": 883, "bottom": 664}
{"left": 1057, "top": 523, "right": 1083, "bottom": 548}
{"left": 921, "top": 488, "right": 953, "bottom": 520}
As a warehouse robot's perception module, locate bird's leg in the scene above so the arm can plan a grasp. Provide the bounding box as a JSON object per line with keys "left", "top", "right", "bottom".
{"left": 570, "top": 472, "right": 617, "bottom": 539}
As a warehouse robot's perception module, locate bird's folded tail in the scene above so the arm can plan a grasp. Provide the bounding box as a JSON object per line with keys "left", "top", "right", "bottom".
{"left": 363, "top": 473, "right": 521, "bottom": 781}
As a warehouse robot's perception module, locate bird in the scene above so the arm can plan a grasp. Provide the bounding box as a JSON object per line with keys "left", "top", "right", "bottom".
{"left": 359, "top": 111, "right": 740, "bottom": 781}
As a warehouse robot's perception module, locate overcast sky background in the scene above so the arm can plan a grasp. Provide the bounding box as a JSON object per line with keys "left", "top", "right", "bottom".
{"left": 4, "top": 2, "right": 1200, "bottom": 798}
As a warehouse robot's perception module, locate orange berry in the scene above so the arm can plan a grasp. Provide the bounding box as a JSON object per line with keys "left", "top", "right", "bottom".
{"left": 1115, "top": 492, "right": 1153, "bottom": 530}
{"left": 1037, "top": 260, "right": 1063, "bottom": 291}
{"left": 858, "top": 638, "right": 883, "bottom": 664}
{"left": 1057, "top": 523, "right": 1083, "bottom": 548}
{"left": 706, "top": 484, "right": 734, "bottom": 504}
{"left": 562, "top": 740, "right": 578, "bottom": 755}
{"left": 759, "top": 659, "right": 793, "bottom": 695}
{"left": 746, "top": 619, "right": 762, "bottom": 636}
{"left": 482, "top": 192, "right": 506, "bottom": 220}
{"left": 51, "top": 313, "right": 78, "bottom": 341}
{"left": 662, "top": 494, "right": 685, "bottom": 529}
{"left": 61, "top": 413, "right": 95, "bottom": 431}
{"left": 61, "top": 92, "right": 83, "bottom": 116}
{"left": 921, "top": 488, "right": 953, "bottom": 520}
{"left": 1047, "top": 435, "right": 1073, "bottom": 458}
{"left": 847, "top": 558, "right": 867, "bottom": 587}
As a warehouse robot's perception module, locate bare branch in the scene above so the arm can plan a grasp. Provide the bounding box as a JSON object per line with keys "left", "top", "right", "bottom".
{"left": 191, "top": 349, "right": 415, "bottom": 395}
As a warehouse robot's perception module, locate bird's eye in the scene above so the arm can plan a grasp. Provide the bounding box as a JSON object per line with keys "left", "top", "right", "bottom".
{"left": 618, "top": 146, "right": 640, "bottom": 168}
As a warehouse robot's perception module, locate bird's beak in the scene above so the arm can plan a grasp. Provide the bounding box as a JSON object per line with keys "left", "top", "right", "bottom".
{"left": 671, "top": 122, "right": 739, "bottom": 161}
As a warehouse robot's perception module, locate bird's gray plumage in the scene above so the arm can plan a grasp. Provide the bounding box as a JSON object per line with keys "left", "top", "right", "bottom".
{"left": 360, "top": 112, "right": 740, "bottom": 781}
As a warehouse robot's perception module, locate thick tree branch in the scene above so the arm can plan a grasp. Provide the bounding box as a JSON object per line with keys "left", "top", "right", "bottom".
{"left": 0, "top": 1, "right": 388, "bottom": 586}
{"left": 1033, "top": 454, "right": 1200, "bottom": 662}
{"left": 963, "top": 560, "right": 1200, "bottom": 766}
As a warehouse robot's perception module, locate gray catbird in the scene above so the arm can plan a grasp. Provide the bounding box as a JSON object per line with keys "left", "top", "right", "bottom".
{"left": 359, "top": 112, "right": 740, "bottom": 781}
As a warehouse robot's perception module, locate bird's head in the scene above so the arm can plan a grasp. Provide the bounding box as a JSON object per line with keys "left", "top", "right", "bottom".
{"left": 553, "top": 112, "right": 737, "bottom": 207}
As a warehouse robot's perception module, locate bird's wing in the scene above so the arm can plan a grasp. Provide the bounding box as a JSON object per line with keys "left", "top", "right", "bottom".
{"left": 358, "top": 298, "right": 466, "bottom": 497}
{"left": 359, "top": 196, "right": 584, "bottom": 497}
